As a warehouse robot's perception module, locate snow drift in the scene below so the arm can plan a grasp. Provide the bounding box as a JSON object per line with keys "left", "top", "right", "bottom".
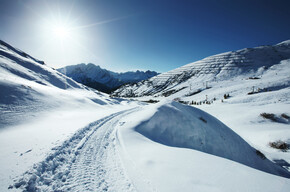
{"left": 134, "top": 101, "right": 290, "bottom": 178}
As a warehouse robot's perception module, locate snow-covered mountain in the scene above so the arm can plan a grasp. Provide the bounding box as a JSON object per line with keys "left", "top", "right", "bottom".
{"left": 57, "top": 63, "right": 158, "bottom": 93}
{"left": 112, "top": 40, "right": 290, "bottom": 98}
{"left": 0, "top": 39, "right": 135, "bottom": 190}
{"left": 110, "top": 40, "right": 290, "bottom": 190}
{"left": 1, "top": 39, "right": 290, "bottom": 192}
{"left": 0, "top": 39, "right": 121, "bottom": 127}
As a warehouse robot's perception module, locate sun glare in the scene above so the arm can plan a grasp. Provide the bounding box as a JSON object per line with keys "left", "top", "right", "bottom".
{"left": 52, "top": 25, "right": 70, "bottom": 39}
{"left": 39, "top": 1, "right": 128, "bottom": 63}
{"left": 52, "top": 26, "right": 71, "bottom": 40}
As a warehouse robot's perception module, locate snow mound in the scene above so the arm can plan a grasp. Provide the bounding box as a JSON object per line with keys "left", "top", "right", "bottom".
{"left": 135, "top": 101, "right": 290, "bottom": 178}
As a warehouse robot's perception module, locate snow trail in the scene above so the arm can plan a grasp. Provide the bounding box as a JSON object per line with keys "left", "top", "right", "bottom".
{"left": 12, "top": 108, "right": 139, "bottom": 192}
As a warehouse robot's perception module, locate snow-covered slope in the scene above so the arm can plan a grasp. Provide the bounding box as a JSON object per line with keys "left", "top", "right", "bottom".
{"left": 112, "top": 40, "right": 290, "bottom": 97}
{"left": 57, "top": 63, "right": 158, "bottom": 93}
{"left": 1, "top": 38, "right": 290, "bottom": 192}
{"left": 10, "top": 101, "right": 290, "bottom": 192}
{"left": 0, "top": 39, "right": 137, "bottom": 191}
{"left": 0, "top": 40, "right": 121, "bottom": 127}
{"left": 111, "top": 40, "right": 290, "bottom": 191}
{"left": 117, "top": 101, "right": 290, "bottom": 192}
{"left": 133, "top": 102, "right": 289, "bottom": 177}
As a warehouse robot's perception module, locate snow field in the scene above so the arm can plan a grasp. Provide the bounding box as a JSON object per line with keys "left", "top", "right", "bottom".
{"left": 117, "top": 101, "right": 290, "bottom": 192}
{"left": 1, "top": 38, "right": 290, "bottom": 192}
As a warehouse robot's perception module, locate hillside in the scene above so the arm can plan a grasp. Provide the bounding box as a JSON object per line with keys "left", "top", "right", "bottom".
{"left": 0, "top": 40, "right": 123, "bottom": 127}
{"left": 0, "top": 39, "right": 136, "bottom": 191}
{"left": 57, "top": 63, "right": 158, "bottom": 93}
{"left": 111, "top": 40, "right": 290, "bottom": 184}
{"left": 112, "top": 40, "right": 290, "bottom": 98}
{"left": 1, "top": 39, "right": 290, "bottom": 192}
{"left": 117, "top": 101, "right": 290, "bottom": 192}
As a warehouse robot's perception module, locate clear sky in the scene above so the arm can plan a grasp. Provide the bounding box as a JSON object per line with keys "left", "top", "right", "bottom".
{"left": 1, "top": 0, "right": 290, "bottom": 72}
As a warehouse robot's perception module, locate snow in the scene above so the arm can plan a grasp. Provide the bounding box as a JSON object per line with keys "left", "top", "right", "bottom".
{"left": 113, "top": 40, "right": 290, "bottom": 97}
{"left": 277, "top": 40, "right": 290, "bottom": 46}
{"left": 1, "top": 39, "right": 290, "bottom": 192}
{"left": 0, "top": 40, "right": 139, "bottom": 191}
{"left": 197, "top": 102, "right": 290, "bottom": 167}
{"left": 7, "top": 108, "right": 139, "bottom": 191}
{"left": 111, "top": 40, "right": 290, "bottom": 191}
{"left": 117, "top": 101, "right": 290, "bottom": 192}
{"left": 57, "top": 63, "right": 158, "bottom": 90}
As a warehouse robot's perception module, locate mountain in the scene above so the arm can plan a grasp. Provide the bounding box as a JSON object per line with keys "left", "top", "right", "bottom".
{"left": 0, "top": 40, "right": 118, "bottom": 127}
{"left": 57, "top": 63, "right": 158, "bottom": 93}
{"left": 112, "top": 40, "right": 290, "bottom": 98}
{"left": 0, "top": 39, "right": 129, "bottom": 190}
{"left": 111, "top": 39, "right": 290, "bottom": 185}
{"left": 1, "top": 39, "right": 290, "bottom": 192}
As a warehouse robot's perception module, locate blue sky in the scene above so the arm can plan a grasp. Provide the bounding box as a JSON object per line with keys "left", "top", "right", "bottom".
{"left": 1, "top": 0, "right": 290, "bottom": 72}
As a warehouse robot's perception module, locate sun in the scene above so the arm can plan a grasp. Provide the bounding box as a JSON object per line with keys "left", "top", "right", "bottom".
{"left": 52, "top": 25, "right": 71, "bottom": 39}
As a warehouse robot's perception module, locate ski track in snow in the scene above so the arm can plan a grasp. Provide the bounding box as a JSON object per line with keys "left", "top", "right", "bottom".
{"left": 13, "top": 108, "right": 139, "bottom": 192}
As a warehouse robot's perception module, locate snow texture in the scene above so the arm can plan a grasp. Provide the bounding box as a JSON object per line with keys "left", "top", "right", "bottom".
{"left": 1, "top": 39, "right": 290, "bottom": 192}
{"left": 12, "top": 109, "right": 138, "bottom": 191}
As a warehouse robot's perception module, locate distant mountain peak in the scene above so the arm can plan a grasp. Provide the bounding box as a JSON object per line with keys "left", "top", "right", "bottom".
{"left": 57, "top": 63, "right": 158, "bottom": 93}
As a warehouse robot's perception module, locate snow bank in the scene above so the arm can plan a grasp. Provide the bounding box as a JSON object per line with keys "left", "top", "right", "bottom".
{"left": 134, "top": 101, "right": 290, "bottom": 178}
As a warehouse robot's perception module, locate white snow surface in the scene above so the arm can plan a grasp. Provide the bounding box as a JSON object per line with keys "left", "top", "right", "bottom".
{"left": 117, "top": 101, "right": 290, "bottom": 192}
{"left": 1, "top": 39, "right": 290, "bottom": 192}
{"left": 133, "top": 102, "right": 289, "bottom": 177}
{"left": 8, "top": 101, "right": 290, "bottom": 192}
{"left": 0, "top": 39, "right": 138, "bottom": 191}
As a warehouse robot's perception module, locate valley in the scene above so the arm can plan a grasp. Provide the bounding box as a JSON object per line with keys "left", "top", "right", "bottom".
{"left": 0, "top": 39, "right": 289, "bottom": 192}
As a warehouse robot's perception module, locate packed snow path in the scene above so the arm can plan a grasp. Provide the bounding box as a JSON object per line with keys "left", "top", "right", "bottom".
{"left": 13, "top": 108, "right": 139, "bottom": 192}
